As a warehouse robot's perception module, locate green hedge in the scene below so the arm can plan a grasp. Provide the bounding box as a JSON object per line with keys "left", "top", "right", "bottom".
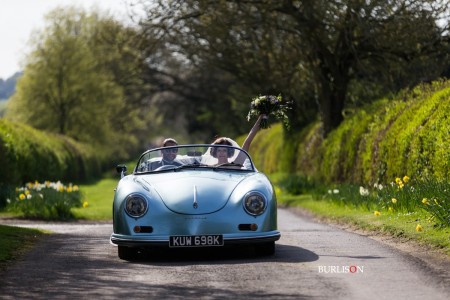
{"left": 0, "top": 119, "right": 102, "bottom": 186}
{"left": 247, "top": 80, "right": 450, "bottom": 185}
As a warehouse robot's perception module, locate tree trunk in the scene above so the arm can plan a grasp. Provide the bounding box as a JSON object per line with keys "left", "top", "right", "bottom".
{"left": 317, "top": 71, "right": 348, "bottom": 137}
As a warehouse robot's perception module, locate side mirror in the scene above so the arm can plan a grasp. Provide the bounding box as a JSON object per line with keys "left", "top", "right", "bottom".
{"left": 116, "top": 164, "right": 127, "bottom": 178}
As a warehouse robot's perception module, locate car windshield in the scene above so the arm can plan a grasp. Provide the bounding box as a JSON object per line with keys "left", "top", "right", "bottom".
{"left": 135, "top": 144, "right": 255, "bottom": 173}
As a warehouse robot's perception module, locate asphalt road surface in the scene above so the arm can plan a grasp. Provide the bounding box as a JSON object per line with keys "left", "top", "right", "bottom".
{"left": 0, "top": 208, "right": 449, "bottom": 299}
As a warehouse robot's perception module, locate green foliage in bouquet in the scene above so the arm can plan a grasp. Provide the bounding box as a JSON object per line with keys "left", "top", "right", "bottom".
{"left": 247, "top": 95, "right": 291, "bottom": 129}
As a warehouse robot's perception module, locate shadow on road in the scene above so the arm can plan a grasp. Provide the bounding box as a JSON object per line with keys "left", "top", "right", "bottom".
{"left": 0, "top": 233, "right": 317, "bottom": 299}
{"left": 119, "top": 243, "right": 319, "bottom": 265}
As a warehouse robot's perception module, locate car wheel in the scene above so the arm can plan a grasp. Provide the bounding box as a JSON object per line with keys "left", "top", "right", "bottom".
{"left": 118, "top": 246, "right": 138, "bottom": 260}
{"left": 256, "top": 242, "right": 275, "bottom": 256}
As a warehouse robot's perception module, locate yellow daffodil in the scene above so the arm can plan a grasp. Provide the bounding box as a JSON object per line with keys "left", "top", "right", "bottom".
{"left": 395, "top": 177, "right": 402, "bottom": 185}
{"left": 403, "top": 176, "right": 410, "bottom": 183}
{"left": 25, "top": 190, "right": 31, "bottom": 196}
{"left": 72, "top": 185, "right": 79, "bottom": 191}
{"left": 416, "top": 224, "right": 423, "bottom": 232}
{"left": 19, "top": 193, "right": 26, "bottom": 200}
{"left": 392, "top": 198, "right": 397, "bottom": 204}
{"left": 67, "top": 186, "right": 73, "bottom": 193}
{"left": 374, "top": 211, "right": 381, "bottom": 216}
{"left": 82, "top": 201, "right": 89, "bottom": 208}
{"left": 422, "top": 198, "right": 429, "bottom": 205}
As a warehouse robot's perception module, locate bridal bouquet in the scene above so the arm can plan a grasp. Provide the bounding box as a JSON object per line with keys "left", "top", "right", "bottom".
{"left": 247, "top": 94, "right": 291, "bottom": 129}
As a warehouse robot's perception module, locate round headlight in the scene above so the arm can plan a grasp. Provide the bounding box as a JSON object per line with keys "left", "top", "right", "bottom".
{"left": 125, "top": 194, "right": 148, "bottom": 218}
{"left": 243, "top": 192, "right": 266, "bottom": 216}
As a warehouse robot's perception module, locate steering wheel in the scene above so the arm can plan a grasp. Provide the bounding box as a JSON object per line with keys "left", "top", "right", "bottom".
{"left": 154, "top": 165, "right": 177, "bottom": 171}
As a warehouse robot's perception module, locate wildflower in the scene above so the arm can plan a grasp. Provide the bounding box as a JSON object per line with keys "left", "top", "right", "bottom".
{"left": 19, "top": 193, "right": 26, "bottom": 200}
{"left": 359, "top": 186, "right": 369, "bottom": 196}
{"left": 392, "top": 198, "right": 397, "bottom": 204}
{"left": 82, "top": 201, "right": 89, "bottom": 208}
{"left": 395, "top": 177, "right": 404, "bottom": 189}
{"left": 422, "top": 198, "right": 429, "bottom": 205}
{"left": 274, "top": 187, "right": 281, "bottom": 195}
{"left": 373, "top": 183, "right": 383, "bottom": 190}
{"left": 333, "top": 189, "right": 339, "bottom": 194}
{"left": 403, "top": 176, "right": 410, "bottom": 183}
{"left": 374, "top": 211, "right": 381, "bottom": 216}
{"left": 416, "top": 224, "right": 423, "bottom": 232}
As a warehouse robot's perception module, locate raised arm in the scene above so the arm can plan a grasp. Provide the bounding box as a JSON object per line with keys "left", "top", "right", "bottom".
{"left": 241, "top": 114, "right": 265, "bottom": 152}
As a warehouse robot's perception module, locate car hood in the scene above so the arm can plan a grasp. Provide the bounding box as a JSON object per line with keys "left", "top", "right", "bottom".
{"left": 140, "top": 171, "right": 247, "bottom": 214}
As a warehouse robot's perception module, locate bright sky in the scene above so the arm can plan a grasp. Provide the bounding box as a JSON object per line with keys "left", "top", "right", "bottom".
{"left": 0, "top": 0, "right": 135, "bottom": 79}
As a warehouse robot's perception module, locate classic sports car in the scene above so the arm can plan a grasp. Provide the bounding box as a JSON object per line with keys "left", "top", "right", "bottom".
{"left": 110, "top": 143, "right": 280, "bottom": 260}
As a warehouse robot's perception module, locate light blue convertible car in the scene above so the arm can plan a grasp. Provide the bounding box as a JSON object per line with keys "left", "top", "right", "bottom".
{"left": 110, "top": 143, "right": 280, "bottom": 260}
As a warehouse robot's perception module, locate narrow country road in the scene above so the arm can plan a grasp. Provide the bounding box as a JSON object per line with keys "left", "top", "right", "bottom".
{"left": 0, "top": 208, "right": 449, "bottom": 299}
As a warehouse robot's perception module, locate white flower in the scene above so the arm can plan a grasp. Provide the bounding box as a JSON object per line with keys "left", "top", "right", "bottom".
{"left": 333, "top": 189, "right": 339, "bottom": 194}
{"left": 373, "top": 183, "right": 383, "bottom": 190}
{"left": 359, "top": 186, "right": 369, "bottom": 196}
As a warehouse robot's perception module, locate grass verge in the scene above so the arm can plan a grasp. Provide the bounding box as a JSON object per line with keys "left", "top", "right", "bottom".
{"left": 0, "top": 176, "right": 118, "bottom": 269}
{"left": 71, "top": 178, "right": 117, "bottom": 220}
{"left": 278, "top": 192, "right": 450, "bottom": 257}
{"left": 0, "top": 225, "right": 47, "bottom": 270}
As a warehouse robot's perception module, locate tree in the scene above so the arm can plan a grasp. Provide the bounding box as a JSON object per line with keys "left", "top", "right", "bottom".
{"left": 6, "top": 6, "right": 149, "bottom": 158}
{"left": 138, "top": 0, "right": 450, "bottom": 136}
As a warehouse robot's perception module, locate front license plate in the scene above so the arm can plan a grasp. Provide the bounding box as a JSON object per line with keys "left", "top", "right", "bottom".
{"left": 169, "top": 235, "right": 224, "bottom": 248}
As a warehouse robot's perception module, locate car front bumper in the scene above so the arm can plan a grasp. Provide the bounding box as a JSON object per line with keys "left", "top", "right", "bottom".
{"left": 110, "top": 231, "right": 281, "bottom": 248}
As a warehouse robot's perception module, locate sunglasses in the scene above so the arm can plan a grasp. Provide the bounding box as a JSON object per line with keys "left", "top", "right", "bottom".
{"left": 162, "top": 148, "right": 178, "bottom": 153}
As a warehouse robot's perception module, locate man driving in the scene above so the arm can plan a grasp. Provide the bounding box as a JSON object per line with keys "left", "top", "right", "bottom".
{"left": 148, "top": 138, "right": 182, "bottom": 170}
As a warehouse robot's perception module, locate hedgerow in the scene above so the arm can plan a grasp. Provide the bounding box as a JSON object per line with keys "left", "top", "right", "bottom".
{"left": 0, "top": 119, "right": 102, "bottom": 186}
{"left": 248, "top": 79, "right": 450, "bottom": 187}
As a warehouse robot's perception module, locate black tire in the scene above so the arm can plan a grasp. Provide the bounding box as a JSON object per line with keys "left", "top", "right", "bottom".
{"left": 118, "top": 246, "right": 138, "bottom": 260}
{"left": 255, "top": 241, "right": 275, "bottom": 256}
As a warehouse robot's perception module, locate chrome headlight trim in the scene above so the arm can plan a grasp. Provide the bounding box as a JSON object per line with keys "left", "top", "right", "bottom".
{"left": 243, "top": 191, "right": 267, "bottom": 216}
{"left": 124, "top": 193, "right": 148, "bottom": 218}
